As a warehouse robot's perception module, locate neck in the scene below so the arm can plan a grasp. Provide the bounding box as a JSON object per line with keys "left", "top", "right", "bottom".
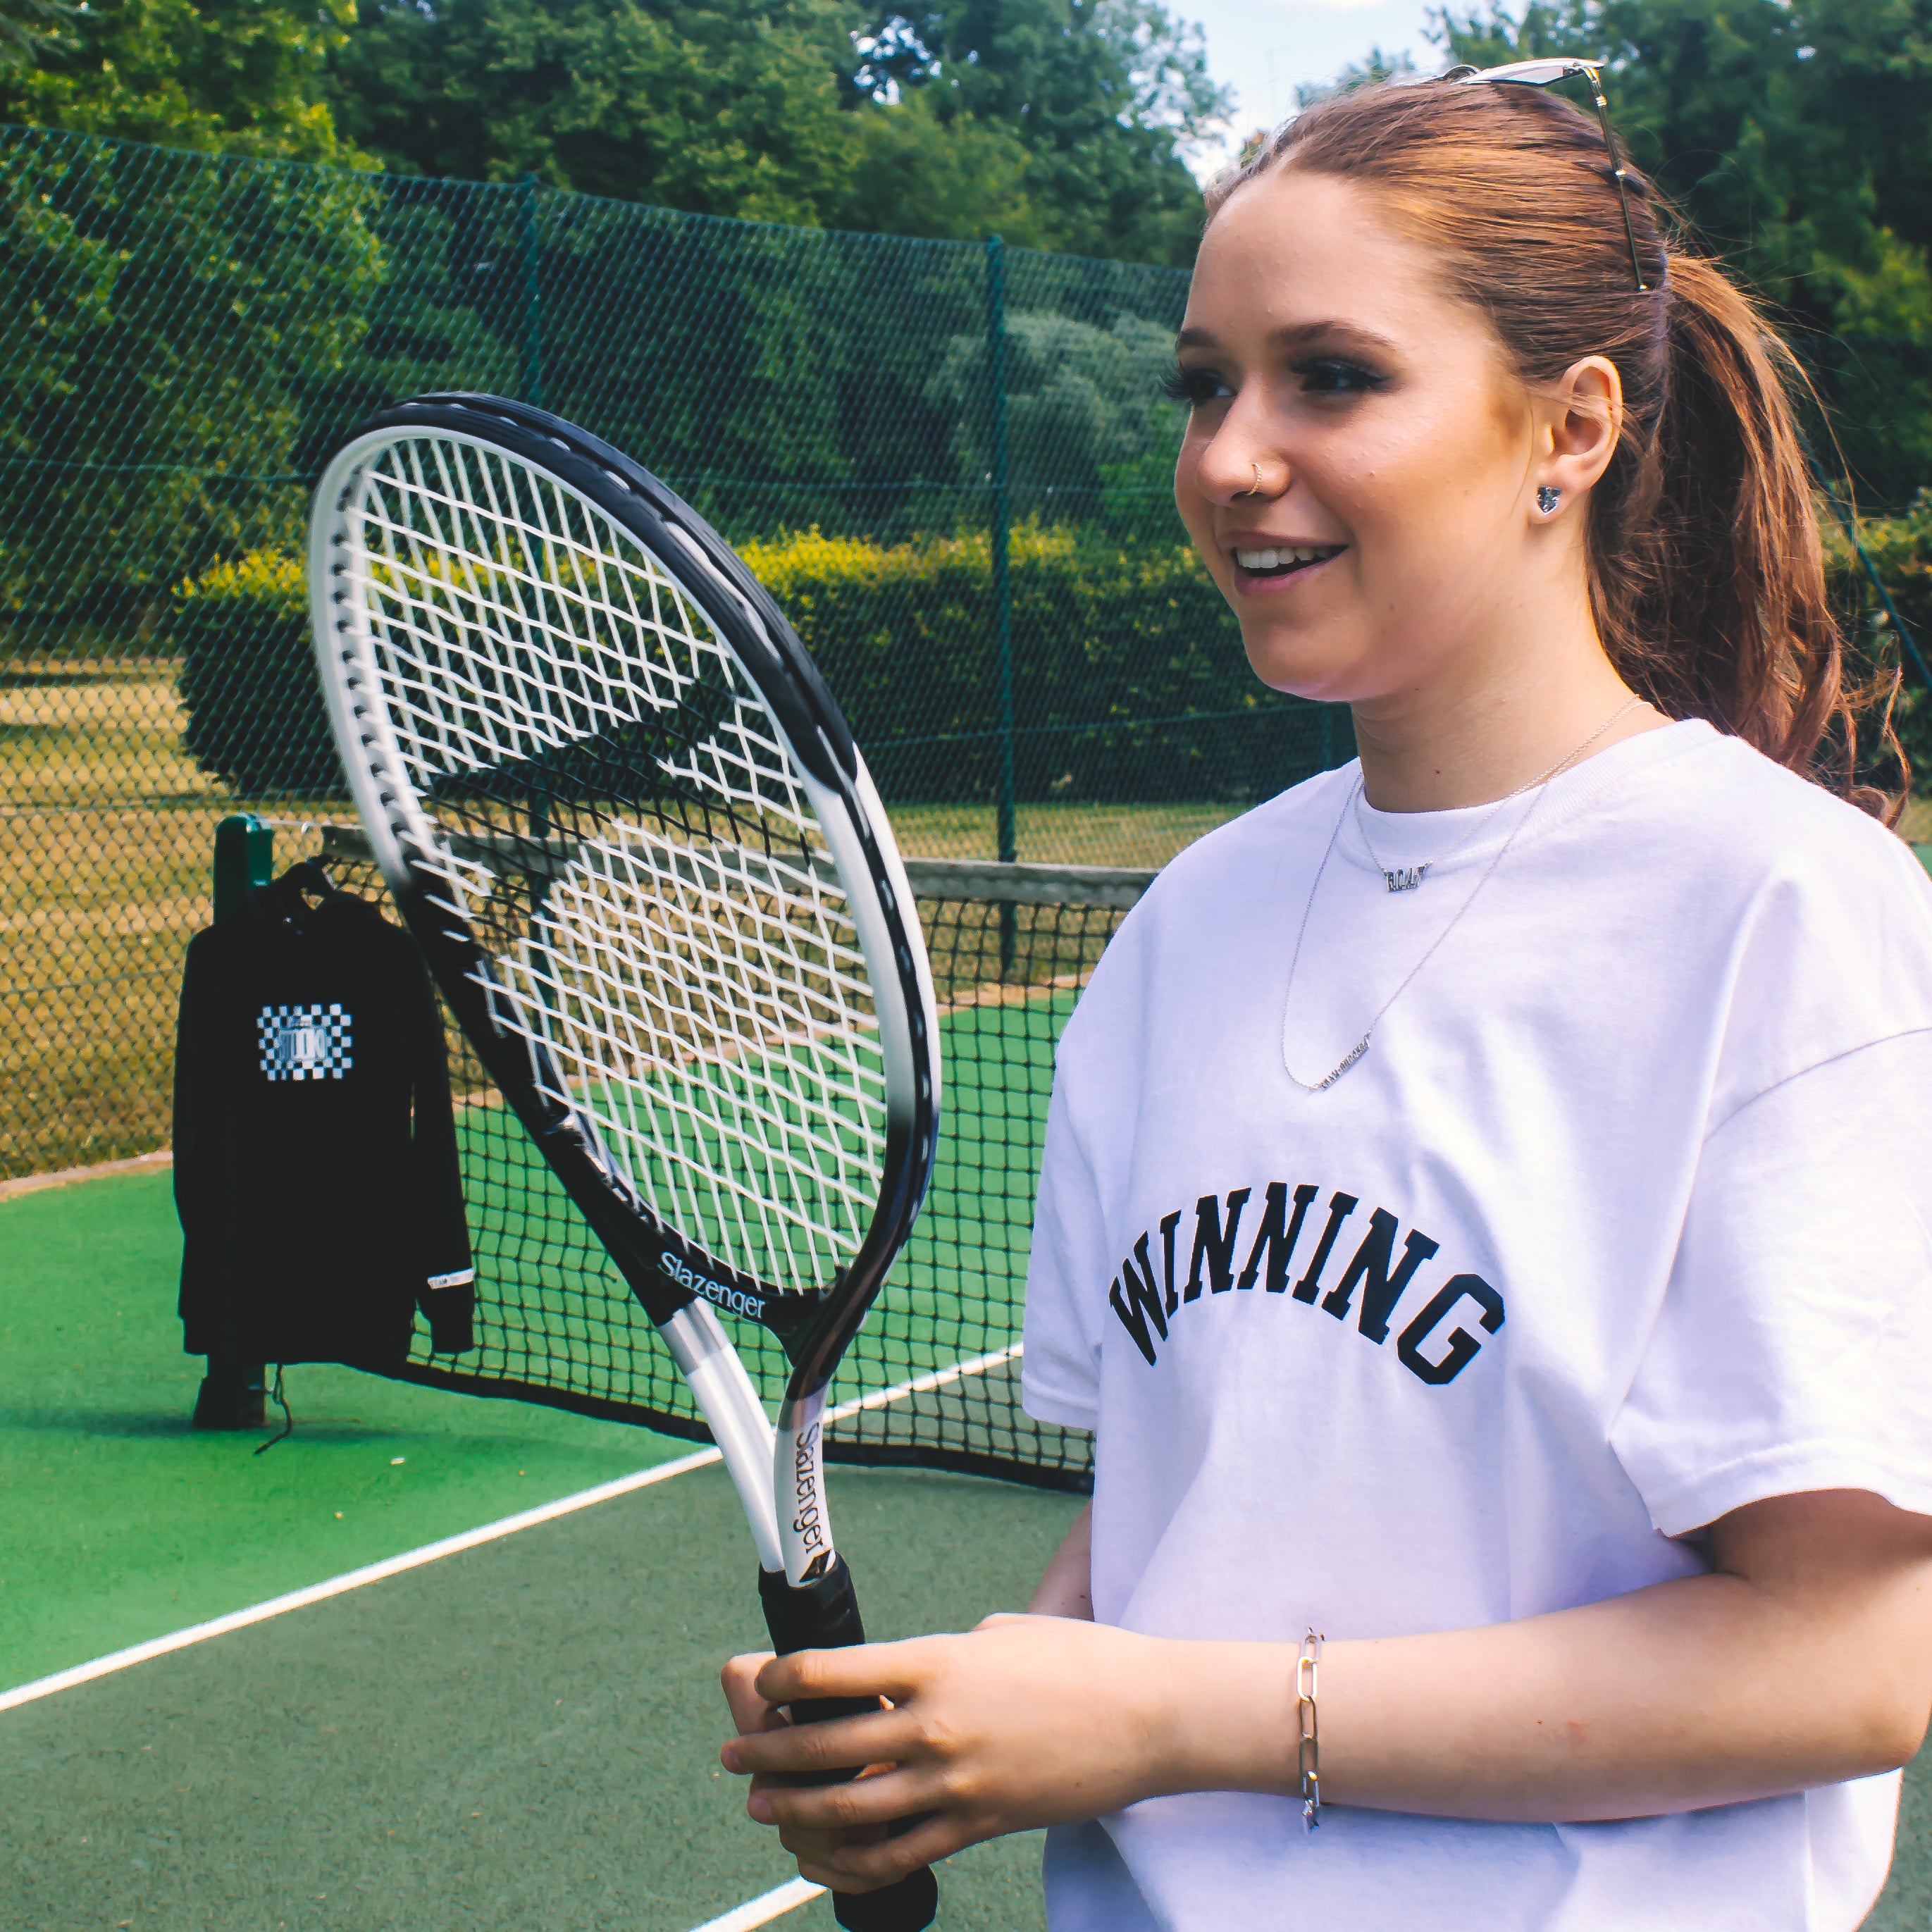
{"left": 1349, "top": 597, "right": 1660, "bottom": 814}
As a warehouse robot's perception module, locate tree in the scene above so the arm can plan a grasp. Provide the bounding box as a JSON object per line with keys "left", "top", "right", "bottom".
{"left": 0, "top": 0, "right": 357, "bottom": 160}
{"left": 848, "top": 0, "right": 1228, "bottom": 264}
{"left": 1, "top": 0, "right": 80, "bottom": 70}
{"left": 325, "top": 0, "right": 867, "bottom": 225}
{"left": 325, "top": 0, "right": 1225, "bottom": 262}
{"left": 1432, "top": 0, "right": 1932, "bottom": 502}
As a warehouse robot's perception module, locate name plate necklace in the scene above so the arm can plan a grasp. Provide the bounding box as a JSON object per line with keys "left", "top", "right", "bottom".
{"left": 1282, "top": 696, "right": 1643, "bottom": 1093}
{"left": 1352, "top": 699, "right": 1637, "bottom": 892}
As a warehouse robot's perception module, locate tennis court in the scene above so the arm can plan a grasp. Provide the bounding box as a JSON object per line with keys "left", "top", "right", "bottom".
{"left": 11, "top": 1166, "right": 1932, "bottom": 1931}
{"left": 1, "top": 1163, "right": 1081, "bottom": 1931}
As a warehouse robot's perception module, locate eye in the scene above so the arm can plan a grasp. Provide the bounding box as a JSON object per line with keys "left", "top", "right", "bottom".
{"left": 1161, "top": 364, "right": 1233, "bottom": 407}
{"left": 1294, "top": 359, "right": 1387, "bottom": 397}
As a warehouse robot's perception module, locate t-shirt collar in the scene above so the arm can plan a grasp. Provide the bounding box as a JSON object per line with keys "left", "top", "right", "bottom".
{"left": 1335, "top": 717, "right": 1719, "bottom": 881}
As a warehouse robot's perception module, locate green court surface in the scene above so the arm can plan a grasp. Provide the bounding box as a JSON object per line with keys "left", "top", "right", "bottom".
{"left": 454, "top": 993, "right": 1072, "bottom": 1370}
{"left": 6, "top": 1168, "right": 1932, "bottom": 1931}
{"left": 1, "top": 1167, "right": 1077, "bottom": 1931}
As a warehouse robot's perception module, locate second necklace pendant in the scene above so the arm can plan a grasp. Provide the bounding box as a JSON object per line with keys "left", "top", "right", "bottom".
{"left": 1382, "top": 865, "right": 1430, "bottom": 893}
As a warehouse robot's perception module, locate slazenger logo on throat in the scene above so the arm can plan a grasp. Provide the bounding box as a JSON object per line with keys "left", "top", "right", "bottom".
{"left": 791, "top": 1423, "right": 826, "bottom": 1554}
{"left": 658, "top": 1249, "right": 764, "bottom": 1320}
{"left": 1107, "top": 1180, "right": 1504, "bottom": 1386}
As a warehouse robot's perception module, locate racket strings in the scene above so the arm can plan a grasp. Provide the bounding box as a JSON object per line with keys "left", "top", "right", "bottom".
{"left": 351, "top": 432, "right": 888, "bottom": 1295}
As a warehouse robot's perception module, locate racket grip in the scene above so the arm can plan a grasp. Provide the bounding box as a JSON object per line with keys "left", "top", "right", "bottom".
{"left": 757, "top": 1560, "right": 940, "bottom": 1932}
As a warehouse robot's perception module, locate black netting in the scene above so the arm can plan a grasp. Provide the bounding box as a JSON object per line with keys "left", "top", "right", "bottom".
{"left": 310, "top": 834, "right": 1151, "bottom": 1492}
{"left": 1, "top": 123, "right": 1366, "bottom": 1485}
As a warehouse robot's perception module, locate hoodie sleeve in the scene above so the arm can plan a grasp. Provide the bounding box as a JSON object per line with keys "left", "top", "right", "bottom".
{"left": 400, "top": 931, "right": 475, "bottom": 1354}
{"left": 174, "top": 924, "right": 237, "bottom": 1355}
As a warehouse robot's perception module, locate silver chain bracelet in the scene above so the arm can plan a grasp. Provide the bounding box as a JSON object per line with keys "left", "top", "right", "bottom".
{"left": 1296, "top": 1628, "right": 1325, "bottom": 1831}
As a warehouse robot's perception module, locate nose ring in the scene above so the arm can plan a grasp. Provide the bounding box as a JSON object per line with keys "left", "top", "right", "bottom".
{"left": 1239, "top": 461, "right": 1263, "bottom": 498}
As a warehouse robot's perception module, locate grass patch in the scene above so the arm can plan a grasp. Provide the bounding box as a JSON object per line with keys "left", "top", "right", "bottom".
{"left": 1, "top": 659, "right": 1218, "bottom": 1180}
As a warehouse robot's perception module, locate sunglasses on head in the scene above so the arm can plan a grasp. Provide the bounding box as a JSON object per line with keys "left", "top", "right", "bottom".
{"left": 1443, "top": 58, "right": 1654, "bottom": 294}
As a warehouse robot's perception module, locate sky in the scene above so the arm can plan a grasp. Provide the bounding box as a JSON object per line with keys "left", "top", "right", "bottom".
{"left": 1177, "top": 0, "right": 1447, "bottom": 172}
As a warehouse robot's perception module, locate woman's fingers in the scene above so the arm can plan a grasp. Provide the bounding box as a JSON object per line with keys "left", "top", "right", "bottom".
{"left": 728, "top": 1704, "right": 913, "bottom": 1779}
{"left": 775, "top": 1816, "right": 888, "bottom": 1869}
{"left": 749, "top": 1761, "right": 936, "bottom": 1834}
{"left": 826, "top": 1814, "right": 967, "bottom": 1887}
{"left": 752, "top": 1634, "right": 935, "bottom": 1709}
{"left": 719, "top": 1651, "right": 785, "bottom": 1740}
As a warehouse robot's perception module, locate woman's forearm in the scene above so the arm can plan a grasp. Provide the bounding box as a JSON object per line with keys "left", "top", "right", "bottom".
{"left": 1028, "top": 1501, "right": 1094, "bottom": 1619}
{"left": 1158, "top": 1495, "right": 1932, "bottom": 1821}
{"left": 723, "top": 1490, "right": 1932, "bottom": 1885}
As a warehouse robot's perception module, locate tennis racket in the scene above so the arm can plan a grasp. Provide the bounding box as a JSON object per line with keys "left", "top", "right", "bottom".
{"left": 308, "top": 393, "right": 941, "bottom": 1931}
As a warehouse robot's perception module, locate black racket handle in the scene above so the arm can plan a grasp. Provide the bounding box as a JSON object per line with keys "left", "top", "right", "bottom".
{"left": 758, "top": 1561, "right": 940, "bottom": 1932}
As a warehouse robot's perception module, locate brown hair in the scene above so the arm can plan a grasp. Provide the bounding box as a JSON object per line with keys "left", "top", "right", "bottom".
{"left": 1210, "top": 80, "right": 1902, "bottom": 819}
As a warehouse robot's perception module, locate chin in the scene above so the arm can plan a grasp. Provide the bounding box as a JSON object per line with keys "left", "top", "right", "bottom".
{"left": 1239, "top": 630, "right": 1366, "bottom": 707}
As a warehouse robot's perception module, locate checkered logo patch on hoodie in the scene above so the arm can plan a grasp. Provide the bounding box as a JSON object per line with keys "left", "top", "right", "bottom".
{"left": 257, "top": 1003, "right": 353, "bottom": 1082}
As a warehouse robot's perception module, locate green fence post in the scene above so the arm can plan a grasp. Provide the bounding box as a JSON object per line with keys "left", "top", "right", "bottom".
{"left": 212, "top": 812, "right": 274, "bottom": 924}
{"left": 986, "top": 235, "right": 1017, "bottom": 972}
{"left": 520, "top": 173, "right": 543, "bottom": 408}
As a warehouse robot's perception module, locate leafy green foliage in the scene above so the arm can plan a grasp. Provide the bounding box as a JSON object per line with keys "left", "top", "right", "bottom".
{"left": 927, "top": 307, "right": 1181, "bottom": 500}
{"left": 161, "top": 521, "right": 1339, "bottom": 807}
{"left": 0, "top": 0, "right": 80, "bottom": 71}
{"left": 323, "top": 0, "right": 1223, "bottom": 264}
{"left": 173, "top": 547, "right": 340, "bottom": 793}
{"left": 325, "top": 0, "right": 864, "bottom": 224}
{"left": 1434, "top": 0, "right": 1932, "bottom": 504}
{"left": 751, "top": 521, "right": 1321, "bottom": 803}
{"left": 1825, "top": 492, "right": 1932, "bottom": 779}
{"left": 0, "top": 0, "right": 357, "bottom": 160}
{"left": 848, "top": 0, "right": 1227, "bottom": 264}
{"left": 0, "top": 130, "right": 385, "bottom": 619}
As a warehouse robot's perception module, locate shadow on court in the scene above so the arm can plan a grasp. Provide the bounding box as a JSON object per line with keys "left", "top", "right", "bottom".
{"left": 1, "top": 1463, "right": 1075, "bottom": 1932}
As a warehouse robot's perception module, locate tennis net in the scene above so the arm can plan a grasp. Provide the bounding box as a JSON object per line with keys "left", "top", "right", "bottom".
{"left": 312, "top": 825, "right": 1144, "bottom": 1493}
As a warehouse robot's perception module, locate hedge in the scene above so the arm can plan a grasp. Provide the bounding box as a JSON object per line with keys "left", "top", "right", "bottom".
{"left": 171, "top": 523, "right": 1335, "bottom": 805}
{"left": 1823, "top": 490, "right": 1932, "bottom": 785}
{"left": 172, "top": 501, "right": 1932, "bottom": 807}
{"left": 173, "top": 548, "right": 342, "bottom": 798}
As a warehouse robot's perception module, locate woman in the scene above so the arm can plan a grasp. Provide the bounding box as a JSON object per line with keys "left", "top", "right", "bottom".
{"left": 722, "top": 70, "right": 1932, "bottom": 1931}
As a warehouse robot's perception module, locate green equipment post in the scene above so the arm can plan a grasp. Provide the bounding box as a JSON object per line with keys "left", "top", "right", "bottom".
{"left": 212, "top": 812, "right": 274, "bottom": 924}
{"left": 192, "top": 813, "right": 275, "bottom": 1430}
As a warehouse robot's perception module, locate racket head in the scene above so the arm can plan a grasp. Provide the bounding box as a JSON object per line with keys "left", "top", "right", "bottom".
{"left": 307, "top": 394, "right": 939, "bottom": 1396}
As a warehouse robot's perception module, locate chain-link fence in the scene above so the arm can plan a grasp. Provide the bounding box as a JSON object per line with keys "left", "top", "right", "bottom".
{"left": 1, "top": 122, "right": 1351, "bottom": 1182}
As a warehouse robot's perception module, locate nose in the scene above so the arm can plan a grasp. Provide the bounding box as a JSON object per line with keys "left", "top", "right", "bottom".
{"left": 1195, "top": 430, "right": 1285, "bottom": 507}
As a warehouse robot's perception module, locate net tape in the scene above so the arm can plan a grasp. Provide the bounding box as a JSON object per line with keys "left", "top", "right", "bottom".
{"left": 350, "top": 431, "right": 886, "bottom": 1296}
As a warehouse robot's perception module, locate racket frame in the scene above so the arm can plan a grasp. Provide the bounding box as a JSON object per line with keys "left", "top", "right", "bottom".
{"left": 308, "top": 395, "right": 941, "bottom": 1587}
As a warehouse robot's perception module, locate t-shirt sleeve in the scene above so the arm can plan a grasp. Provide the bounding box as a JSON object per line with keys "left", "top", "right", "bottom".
{"left": 1022, "top": 1055, "right": 1116, "bottom": 1433}
{"left": 1610, "top": 1029, "right": 1932, "bottom": 1536}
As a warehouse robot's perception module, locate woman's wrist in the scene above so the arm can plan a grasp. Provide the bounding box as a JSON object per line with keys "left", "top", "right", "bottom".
{"left": 1140, "top": 1637, "right": 1304, "bottom": 1802}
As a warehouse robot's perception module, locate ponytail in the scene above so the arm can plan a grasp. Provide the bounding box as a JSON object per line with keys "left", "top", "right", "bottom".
{"left": 1211, "top": 82, "right": 1903, "bottom": 819}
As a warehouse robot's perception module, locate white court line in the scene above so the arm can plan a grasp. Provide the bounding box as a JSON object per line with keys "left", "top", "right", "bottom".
{"left": 0, "top": 1342, "right": 1024, "bottom": 1714}
{"left": 689, "top": 1876, "right": 824, "bottom": 1931}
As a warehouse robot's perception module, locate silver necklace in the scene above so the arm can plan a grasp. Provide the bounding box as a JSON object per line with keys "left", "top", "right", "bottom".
{"left": 1282, "top": 698, "right": 1645, "bottom": 1093}
{"left": 1352, "top": 698, "right": 1640, "bottom": 892}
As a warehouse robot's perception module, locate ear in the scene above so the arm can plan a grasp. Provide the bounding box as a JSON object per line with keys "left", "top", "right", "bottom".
{"left": 1531, "top": 356, "right": 1623, "bottom": 520}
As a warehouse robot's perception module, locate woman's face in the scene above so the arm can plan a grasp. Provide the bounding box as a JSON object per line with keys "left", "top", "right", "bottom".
{"left": 1173, "top": 168, "right": 1543, "bottom": 707}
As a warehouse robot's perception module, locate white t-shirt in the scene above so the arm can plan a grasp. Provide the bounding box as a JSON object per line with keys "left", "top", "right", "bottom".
{"left": 1020, "top": 720, "right": 1932, "bottom": 1932}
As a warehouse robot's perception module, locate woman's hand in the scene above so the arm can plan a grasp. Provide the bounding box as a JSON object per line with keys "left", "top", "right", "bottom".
{"left": 719, "top": 1488, "right": 1932, "bottom": 1894}
{"left": 719, "top": 1614, "right": 1206, "bottom": 1891}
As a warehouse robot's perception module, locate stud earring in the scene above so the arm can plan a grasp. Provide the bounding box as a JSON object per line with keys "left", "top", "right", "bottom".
{"left": 1536, "top": 485, "right": 1561, "bottom": 514}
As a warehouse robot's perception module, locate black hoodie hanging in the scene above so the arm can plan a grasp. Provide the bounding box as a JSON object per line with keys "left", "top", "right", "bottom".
{"left": 173, "top": 864, "right": 476, "bottom": 1368}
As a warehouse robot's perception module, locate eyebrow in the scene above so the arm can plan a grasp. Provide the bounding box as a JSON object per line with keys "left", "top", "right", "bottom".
{"left": 1174, "top": 319, "right": 1401, "bottom": 357}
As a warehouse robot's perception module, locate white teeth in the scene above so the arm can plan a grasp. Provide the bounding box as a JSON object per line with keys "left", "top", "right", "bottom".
{"left": 1234, "top": 545, "right": 1337, "bottom": 570}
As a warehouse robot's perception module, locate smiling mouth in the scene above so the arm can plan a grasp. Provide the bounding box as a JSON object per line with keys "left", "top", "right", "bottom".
{"left": 1232, "top": 545, "right": 1345, "bottom": 577}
